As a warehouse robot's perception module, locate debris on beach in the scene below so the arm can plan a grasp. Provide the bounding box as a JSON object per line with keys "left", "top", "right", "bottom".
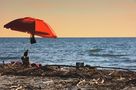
{"left": 0, "top": 62, "right": 136, "bottom": 90}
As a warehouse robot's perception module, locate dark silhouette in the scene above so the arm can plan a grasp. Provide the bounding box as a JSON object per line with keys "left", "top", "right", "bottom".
{"left": 21, "top": 49, "right": 30, "bottom": 67}
{"left": 23, "top": 49, "right": 28, "bottom": 56}
{"left": 2, "top": 61, "right": 5, "bottom": 65}
{"left": 30, "top": 34, "right": 36, "bottom": 44}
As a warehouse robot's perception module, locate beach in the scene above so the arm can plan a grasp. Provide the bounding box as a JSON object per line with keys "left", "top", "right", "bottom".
{"left": 1, "top": 0, "right": 136, "bottom": 89}
{"left": 0, "top": 38, "right": 136, "bottom": 90}
{"left": 0, "top": 63, "right": 136, "bottom": 90}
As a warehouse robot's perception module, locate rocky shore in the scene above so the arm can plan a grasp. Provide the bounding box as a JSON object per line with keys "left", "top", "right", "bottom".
{"left": 0, "top": 63, "right": 136, "bottom": 90}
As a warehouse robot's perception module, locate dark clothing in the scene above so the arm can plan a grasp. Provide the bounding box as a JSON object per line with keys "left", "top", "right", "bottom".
{"left": 24, "top": 50, "right": 28, "bottom": 57}
{"left": 21, "top": 50, "right": 30, "bottom": 67}
{"left": 21, "top": 56, "right": 30, "bottom": 67}
{"left": 30, "top": 35, "right": 36, "bottom": 44}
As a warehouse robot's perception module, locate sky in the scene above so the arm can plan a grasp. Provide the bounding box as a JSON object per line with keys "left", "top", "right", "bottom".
{"left": 0, "top": 0, "right": 136, "bottom": 37}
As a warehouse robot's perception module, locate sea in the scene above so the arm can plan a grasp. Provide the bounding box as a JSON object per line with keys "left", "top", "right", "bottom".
{"left": 0, "top": 38, "right": 136, "bottom": 70}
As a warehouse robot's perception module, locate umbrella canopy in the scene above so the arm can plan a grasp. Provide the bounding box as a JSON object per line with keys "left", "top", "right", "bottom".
{"left": 4, "top": 17, "right": 57, "bottom": 44}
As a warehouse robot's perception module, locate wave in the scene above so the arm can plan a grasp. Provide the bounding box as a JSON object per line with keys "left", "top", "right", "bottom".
{"left": 89, "top": 48, "right": 103, "bottom": 52}
{"left": 89, "top": 53, "right": 127, "bottom": 57}
{"left": 0, "top": 57, "right": 20, "bottom": 60}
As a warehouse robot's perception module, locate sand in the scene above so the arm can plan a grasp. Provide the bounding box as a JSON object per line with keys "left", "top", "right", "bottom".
{"left": 0, "top": 63, "right": 136, "bottom": 90}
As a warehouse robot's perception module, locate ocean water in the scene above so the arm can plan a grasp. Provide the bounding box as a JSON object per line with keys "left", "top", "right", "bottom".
{"left": 0, "top": 38, "right": 136, "bottom": 70}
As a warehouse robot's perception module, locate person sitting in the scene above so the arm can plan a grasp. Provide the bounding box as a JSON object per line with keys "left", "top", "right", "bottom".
{"left": 21, "top": 49, "right": 30, "bottom": 67}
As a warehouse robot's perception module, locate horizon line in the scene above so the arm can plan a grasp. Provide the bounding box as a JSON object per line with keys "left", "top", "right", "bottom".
{"left": 0, "top": 37, "right": 136, "bottom": 38}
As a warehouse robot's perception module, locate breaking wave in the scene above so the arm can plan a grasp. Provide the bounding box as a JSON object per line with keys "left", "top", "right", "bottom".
{"left": 89, "top": 53, "right": 127, "bottom": 57}
{"left": 89, "top": 48, "right": 103, "bottom": 52}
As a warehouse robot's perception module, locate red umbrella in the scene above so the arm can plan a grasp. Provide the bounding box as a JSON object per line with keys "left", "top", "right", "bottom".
{"left": 4, "top": 17, "right": 57, "bottom": 44}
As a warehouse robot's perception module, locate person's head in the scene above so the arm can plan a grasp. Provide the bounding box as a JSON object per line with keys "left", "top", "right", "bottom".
{"left": 24, "top": 49, "right": 29, "bottom": 56}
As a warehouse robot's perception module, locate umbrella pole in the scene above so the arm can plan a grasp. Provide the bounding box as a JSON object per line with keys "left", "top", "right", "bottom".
{"left": 30, "top": 34, "right": 36, "bottom": 44}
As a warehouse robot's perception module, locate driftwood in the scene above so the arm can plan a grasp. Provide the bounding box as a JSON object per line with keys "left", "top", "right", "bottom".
{"left": 45, "top": 64, "right": 136, "bottom": 71}
{"left": 0, "top": 63, "right": 136, "bottom": 90}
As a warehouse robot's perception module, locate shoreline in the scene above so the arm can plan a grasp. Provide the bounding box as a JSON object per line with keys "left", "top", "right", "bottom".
{"left": 0, "top": 63, "right": 136, "bottom": 89}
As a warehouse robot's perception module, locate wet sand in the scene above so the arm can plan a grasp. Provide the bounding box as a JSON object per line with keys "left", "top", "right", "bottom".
{"left": 0, "top": 63, "right": 136, "bottom": 90}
